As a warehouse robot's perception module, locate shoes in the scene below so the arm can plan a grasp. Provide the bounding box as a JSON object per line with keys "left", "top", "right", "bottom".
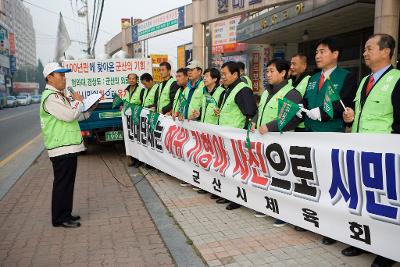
{"left": 273, "top": 219, "right": 287, "bottom": 227}
{"left": 127, "top": 156, "right": 134, "bottom": 166}
{"left": 53, "top": 220, "right": 81, "bottom": 228}
{"left": 322, "top": 237, "right": 336, "bottom": 245}
{"left": 294, "top": 226, "right": 306, "bottom": 232}
{"left": 254, "top": 212, "right": 267, "bottom": 218}
{"left": 192, "top": 187, "right": 201, "bottom": 191}
{"left": 133, "top": 160, "right": 143, "bottom": 168}
{"left": 371, "top": 256, "right": 396, "bottom": 267}
{"left": 341, "top": 246, "right": 365, "bottom": 257}
{"left": 226, "top": 202, "right": 241, "bottom": 210}
{"left": 210, "top": 194, "right": 219, "bottom": 199}
{"left": 216, "top": 198, "right": 230, "bottom": 204}
{"left": 197, "top": 189, "right": 208, "bottom": 194}
{"left": 69, "top": 215, "right": 81, "bottom": 221}
{"left": 180, "top": 182, "right": 191, "bottom": 187}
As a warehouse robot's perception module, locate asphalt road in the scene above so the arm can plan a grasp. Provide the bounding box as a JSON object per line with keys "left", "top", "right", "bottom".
{"left": 0, "top": 104, "right": 41, "bottom": 161}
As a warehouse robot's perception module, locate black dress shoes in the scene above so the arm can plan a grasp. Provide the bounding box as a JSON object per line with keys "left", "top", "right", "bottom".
{"left": 371, "top": 256, "right": 396, "bottom": 267}
{"left": 210, "top": 194, "right": 220, "bottom": 199}
{"left": 322, "top": 237, "right": 336, "bottom": 245}
{"left": 53, "top": 220, "right": 81, "bottom": 228}
{"left": 70, "top": 215, "right": 81, "bottom": 221}
{"left": 341, "top": 246, "right": 365, "bottom": 256}
{"left": 226, "top": 202, "right": 241, "bottom": 210}
{"left": 216, "top": 198, "right": 230, "bottom": 204}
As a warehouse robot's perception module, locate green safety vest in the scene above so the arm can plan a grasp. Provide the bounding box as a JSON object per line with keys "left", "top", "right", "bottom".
{"left": 201, "top": 86, "right": 225, "bottom": 124}
{"left": 218, "top": 82, "right": 248, "bottom": 128}
{"left": 183, "top": 80, "right": 205, "bottom": 118}
{"left": 292, "top": 75, "right": 310, "bottom": 129}
{"left": 352, "top": 69, "right": 400, "bottom": 133}
{"left": 40, "top": 89, "right": 82, "bottom": 150}
{"left": 172, "top": 86, "right": 186, "bottom": 114}
{"left": 143, "top": 83, "right": 158, "bottom": 108}
{"left": 123, "top": 84, "right": 144, "bottom": 105}
{"left": 242, "top": 75, "right": 253, "bottom": 89}
{"left": 157, "top": 77, "right": 176, "bottom": 113}
{"left": 304, "top": 68, "right": 348, "bottom": 132}
{"left": 256, "top": 83, "right": 294, "bottom": 128}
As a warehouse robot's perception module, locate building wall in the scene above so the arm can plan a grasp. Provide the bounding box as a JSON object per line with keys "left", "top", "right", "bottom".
{"left": 0, "top": 0, "right": 36, "bottom": 69}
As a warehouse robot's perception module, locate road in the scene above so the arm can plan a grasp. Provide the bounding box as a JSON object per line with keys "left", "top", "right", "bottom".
{"left": 0, "top": 104, "right": 41, "bottom": 162}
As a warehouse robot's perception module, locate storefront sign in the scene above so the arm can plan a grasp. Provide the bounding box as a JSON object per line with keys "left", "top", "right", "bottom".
{"left": 177, "top": 45, "right": 186, "bottom": 68}
{"left": 132, "top": 7, "right": 185, "bottom": 42}
{"left": 8, "top": 33, "right": 15, "bottom": 55}
{"left": 251, "top": 52, "right": 260, "bottom": 92}
{"left": 122, "top": 111, "right": 400, "bottom": 263}
{"left": 150, "top": 54, "right": 168, "bottom": 83}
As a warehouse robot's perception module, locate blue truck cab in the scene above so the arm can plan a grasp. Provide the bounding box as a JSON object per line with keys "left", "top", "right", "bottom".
{"left": 79, "top": 101, "right": 123, "bottom": 143}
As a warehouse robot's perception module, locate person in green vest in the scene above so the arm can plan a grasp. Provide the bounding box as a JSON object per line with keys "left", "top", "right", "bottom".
{"left": 342, "top": 34, "right": 399, "bottom": 266}
{"left": 123, "top": 73, "right": 145, "bottom": 168}
{"left": 238, "top": 61, "right": 253, "bottom": 89}
{"left": 303, "top": 37, "right": 357, "bottom": 133}
{"left": 289, "top": 53, "right": 310, "bottom": 133}
{"left": 172, "top": 68, "right": 189, "bottom": 118}
{"left": 140, "top": 73, "right": 158, "bottom": 110}
{"left": 180, "top": 60, "right": 204, "bottom": 121}
{"left": 250, "top": 58, "right": 302, "bottom": 226}
{"left": 40, "top": 62, "right": 94, "bottom": 228}
{"left": 218, "top": 61, "right": 257, "bottom": 211}
{"left": 302, "top": 37, "right": 357, "bottom": 246}
{"left": 156, "top": 61, "right": 179, "bottom": 115}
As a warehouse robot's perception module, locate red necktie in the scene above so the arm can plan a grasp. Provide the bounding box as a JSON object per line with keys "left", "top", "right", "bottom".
{"left": 318, "top": 73, "right": 325, "bottom": 91}
{"left": 365, "top": 75, "right": 375, "bottom": 96}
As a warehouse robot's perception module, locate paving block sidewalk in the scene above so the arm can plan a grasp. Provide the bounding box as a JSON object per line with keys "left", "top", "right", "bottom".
{"left": 142, "top": 168, "right": 389, "bottom": 267}
{"left": 0, "top": 146, "right": 174, "bottom": 267}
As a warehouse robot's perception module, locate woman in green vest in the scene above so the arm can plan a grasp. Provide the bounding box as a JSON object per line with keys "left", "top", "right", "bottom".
{"left": 191, "top": 68, "right": 225, "bottom": 124}
{"left": 251, "top": 58, "right": 303, "bottom": 135}
{"left": 251, "top": 58, "right": 302, "bottom": 227}
{"left": 140, "top": 73, "right": 158, "bottom": 109}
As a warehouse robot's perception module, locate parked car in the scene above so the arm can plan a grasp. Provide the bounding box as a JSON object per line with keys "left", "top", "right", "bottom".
{"left": 6, "top": 96, "right": 17, "bottom": 107}
{"left": 31, "top": 95, "right": 41, "bottom": 104}
{"left": 16, "top": 95, "right": 29, "bottom": 106}
{"left": 18, "top": 93, "right": 31, "bottom": 105}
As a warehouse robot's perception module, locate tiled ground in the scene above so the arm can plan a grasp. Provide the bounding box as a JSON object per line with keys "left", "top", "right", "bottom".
{"left": 142, "top": 168, "right": 383, "bottom": 267}
{"left": 0, "top": 146, "right": 174, "bottom": 267}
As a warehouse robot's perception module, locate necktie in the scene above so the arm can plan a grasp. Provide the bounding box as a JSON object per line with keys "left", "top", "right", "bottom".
{"left": 318, "top": 73, "right": 325, "bottom": 91}
{"left": 365, "top": 75, "right": 375, "bottom": 96}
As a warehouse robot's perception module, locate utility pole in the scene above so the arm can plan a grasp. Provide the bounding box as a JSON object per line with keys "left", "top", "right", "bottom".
{"left": 77, "top": 0, "right": 91, "bottom": 57}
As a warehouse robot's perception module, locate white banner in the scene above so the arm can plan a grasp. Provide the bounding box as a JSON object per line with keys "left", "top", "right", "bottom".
{"left": 122, "top": 110, "right": 400, "bottom": 262}
{"left": 63, "top": 58, "right": 152, "bottom": 102}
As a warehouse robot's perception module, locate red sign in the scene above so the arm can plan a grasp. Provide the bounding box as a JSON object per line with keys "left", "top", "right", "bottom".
{"left": 211, "top": 43, "right": 248, "bottom": 54}
{"left": 252, "top": 52, "right": 260, "bottom": 92}
{"left": 9, "top": 33, "right": 15, "bottom": 55}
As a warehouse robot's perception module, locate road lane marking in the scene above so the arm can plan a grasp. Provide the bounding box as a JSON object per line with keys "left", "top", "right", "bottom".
{"left": 0, "top": 134, "right": 42, "bottom": 168}
{"left": 0, "top": 109, "right": 36, "bottom": 122}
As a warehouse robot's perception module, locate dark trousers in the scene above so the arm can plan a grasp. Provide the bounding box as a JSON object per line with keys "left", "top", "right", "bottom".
{"left": 50, "top": 155, "right": 78, "bottom": 224}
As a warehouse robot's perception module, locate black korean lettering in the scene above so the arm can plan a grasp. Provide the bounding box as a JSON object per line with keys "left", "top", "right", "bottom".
{"left": 236, "top": 187, "right": 247, "bottom": 202}
{"left": 302, "top": 208, "right": 319, "bottom": 228}
{"left": 192, "top": 170, "right": 200, "bottom": 184}
{"left": 212, "top": 178, "right": 221, "bottom": 192}
{"left": 265, "top": 196, "right": 279, "bottom": 214}
{"left": 265, "top": 143, "right": 288, "bottom": 174}
{"left": 349, "top": 222, "right": 371, "bottom": 245}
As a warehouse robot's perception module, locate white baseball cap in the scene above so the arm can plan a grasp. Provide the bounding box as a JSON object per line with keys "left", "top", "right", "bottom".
{"left": 186, "top": 60, "right": 202, "bottom": 69}
{"left": 43, "top": 62, "right": 71, "bottom": 78}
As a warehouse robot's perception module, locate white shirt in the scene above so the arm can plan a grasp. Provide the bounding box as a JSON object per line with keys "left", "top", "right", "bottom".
{"left": 322, "top": 65, "right": 337, "bottom": 79}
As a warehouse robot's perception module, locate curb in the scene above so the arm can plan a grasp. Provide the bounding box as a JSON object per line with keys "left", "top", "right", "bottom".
{"left": 127, "top": 166, "right": 206, "bottom": 267}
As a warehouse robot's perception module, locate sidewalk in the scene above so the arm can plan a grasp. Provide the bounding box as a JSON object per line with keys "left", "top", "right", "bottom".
{"left": 141, "top": 167, "right": 384, "bottom": 267}
{"left": 0, "top": 146, "right": 174, "bottom": 267}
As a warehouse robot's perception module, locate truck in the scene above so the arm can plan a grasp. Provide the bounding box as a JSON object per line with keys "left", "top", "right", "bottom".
{"left": 63, "top": 57, "right": 153, "bottom": 143}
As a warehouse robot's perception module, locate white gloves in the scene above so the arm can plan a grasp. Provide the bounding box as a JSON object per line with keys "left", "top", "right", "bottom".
{"left": 306, "top": 107, "right": 321, "bottom": 121}
{"left": 296, "top": 104, "right": 304, "bottom": 118}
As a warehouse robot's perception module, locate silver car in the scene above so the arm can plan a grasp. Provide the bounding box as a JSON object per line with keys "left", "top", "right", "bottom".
{"left": 16, "top": 95, "right": 29, "bottom": 106}
{"left": 6, "top": 96, "right": 17, "bottom": 107}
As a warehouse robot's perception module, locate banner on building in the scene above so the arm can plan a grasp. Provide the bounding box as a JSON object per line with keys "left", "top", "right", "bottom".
{"left": 150, "top": 54, "right": 168, "bottom": 83}
{"left": 132, "top": 6, "right": 185, "bottom": 43}
{"left": 177, "top": 45, "right": 186, "bottom": 69}
{"left": 122, "top": 110, "right": 400, "bottom": 262}
{"left": 63, "top": 58, "right": 152, "bottom": 102}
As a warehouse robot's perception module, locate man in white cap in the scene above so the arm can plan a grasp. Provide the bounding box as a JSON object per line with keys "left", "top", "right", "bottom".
{"left": 40, "top": 62, "right": 92, "bottom": 228}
